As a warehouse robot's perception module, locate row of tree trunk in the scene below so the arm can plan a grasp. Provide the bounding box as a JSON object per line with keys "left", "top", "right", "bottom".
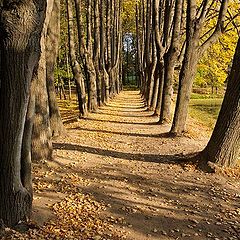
{"left": 136, "top": 0, "right": 240, "bottom": 168}
{"left": 66, "top": 0, "right": 123, "bottom": 117}
{"left": 0, "top": 0, "right": 239, "bottom": 229}
{"left": 136, "top": 0, "right": 229, "bottom": 135}
{"left": 0, "top": 0, "right": 123, "bottom": 227}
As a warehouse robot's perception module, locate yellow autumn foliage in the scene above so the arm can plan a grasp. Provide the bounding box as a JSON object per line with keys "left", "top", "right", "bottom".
{"left": 122, "top": 0, "right": 140, "bottom": 33}
{"left": 195, "top": 2, "right": 240, "bottom": 88}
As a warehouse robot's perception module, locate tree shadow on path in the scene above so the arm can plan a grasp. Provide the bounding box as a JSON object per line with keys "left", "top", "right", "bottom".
{"left": 53, "top": 142, "right": 190, "bottom": 165}
{"left": 52, "top": 91, "right": 240, "bottom": 239}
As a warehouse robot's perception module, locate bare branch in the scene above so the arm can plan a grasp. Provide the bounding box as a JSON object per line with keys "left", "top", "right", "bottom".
{"left": 200, "top": 0, "right": 229, "bottom": 56}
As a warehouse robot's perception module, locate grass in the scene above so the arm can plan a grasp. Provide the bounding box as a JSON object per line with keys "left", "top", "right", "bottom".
{"left": 191, "top": 92, "right": 224, "bottom": 99}
{"left": 189, "top": 98, "right": 223, "bottom": 129}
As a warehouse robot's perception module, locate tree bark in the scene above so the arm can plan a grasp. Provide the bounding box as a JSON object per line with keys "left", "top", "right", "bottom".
{"left": 46, "top": 0, "right": 65, "bottom": 137}
{"left": 199, "top": 37, "right": 240, "bottom": 167}
{"left": 152, "top": 0, "right": 174, "bottom": 116}
{"left": 99, "top": 0, "right": 110, "bottom": 103}
{"left": 86, "top": 0, "right": 98, "bottom": 111}
{"left": 31, "top": 0, "right": 54, "bottom": 162}
{"left": 160, "top": 0, "right": 183, "bottom": 123}
{"left": 67, "top": 0, "right": 88, "bottom": 118}
{"left": 74, "top": 0, "right": 98, "bottom": 112}
{"left": 171, "top": 0, "right": 229, "bottom": 135}
{"left": 66, "top": 0, "right": 88, "bottom": 118}
{"left": 0, "top": 0, "right": 46, "bottom": 226}
{"left": 93, "top": 0, "right": 102, "bottom": 106}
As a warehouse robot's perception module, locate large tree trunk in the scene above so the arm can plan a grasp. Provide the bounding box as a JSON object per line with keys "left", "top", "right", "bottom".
{"left": 46, "top": 0, "right": 65, "bottom": 137}
{"left": 31, "top": 0, "right": 54, "bottom": 162}
{"left": 199, "top": 38, "right": 240, "bottom": 168}
{"left": 152, "top": 0, "right": 174, "bottom": 116}
{"left": 170, "top": 45, "right": 199, "bottom": 134}
{"left": 170, "top": 0, "right": 229, "bottom": 135}
{"left": 160, "top": 0, "right": 183, "bottom": 123}
{"left": 0, "top": 0, "right": 46, "bottom": 226}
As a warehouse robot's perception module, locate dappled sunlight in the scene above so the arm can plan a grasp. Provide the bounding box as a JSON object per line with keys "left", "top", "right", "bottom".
{"left": 8, "top": 91, "right": 238, "bottom": 239}
{"left": 41, "top": 90, "right": 240, "bottom": 240}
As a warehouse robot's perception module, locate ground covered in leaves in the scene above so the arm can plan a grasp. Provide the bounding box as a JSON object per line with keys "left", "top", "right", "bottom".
{"left": 4, "top": 91, "right": 240, "bottom": 240}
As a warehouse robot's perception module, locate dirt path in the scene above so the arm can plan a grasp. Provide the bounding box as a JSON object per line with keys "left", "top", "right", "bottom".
{"left": 14, "top": 91, "right": 240, "bottom": 240}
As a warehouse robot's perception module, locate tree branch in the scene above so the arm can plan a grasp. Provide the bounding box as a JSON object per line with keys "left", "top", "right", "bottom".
{"left": 199, "top": 0, "right": 229, "bottom": 56}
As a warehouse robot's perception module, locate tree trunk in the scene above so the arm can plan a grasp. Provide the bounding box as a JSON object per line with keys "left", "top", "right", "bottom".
{"left": 106, "top": 0, "right": 112, "bottom": 98}
{"left": 154, "top": 61, "right": 164, "bottom": 116}
{"left": 115, "top": 0, "right": 122, "bottom": 94}
{"left": 46, "top": 0, "right": 65, "bottom": 137}
{"left": 150, "top": 61, "right": 160, "bottom": 111}
{"left": 148, "top": 33, "right": 157, "bottom": 108}
{"left": 74, "top": 0, "right": 98, "bottom": 112}
{"left": 170, "top": 0, "right": 229, "bottom": 135}
{"left": 170, "top": 45, "right": 199, "bottom": 134}
{"left": 160, "top": 0, "right": 183, "bottom": 123}
{"left": 0, "top": 0, "right": 46, "bottom": 226}
{"left": 86, "top": 0, "right": 98, "bottom": 112}
{"left": 199, "top": 38, "right": 240, "bottom": 167}
{"left": 86, "top": 52, "right": 98, "bottom": 112}
{"left": 67, "top": 0, "right": 88, "bottom": 118}
{"left": 93, "top": 0, "right": 102, "bottom": 106}
{"left": 31, "top": 0, "right": 54, "bottom": 162}
{"left": 152, "top": 0, "right": 174, "bottom": 117}
{"left": 99, "top": 0, "right": 110, "bottom": 103}
{"left": 143, "top": 0, "right": 153, "bottom": 103}
{"left": 136, "top": 4, "right": 142, "bottom": 90}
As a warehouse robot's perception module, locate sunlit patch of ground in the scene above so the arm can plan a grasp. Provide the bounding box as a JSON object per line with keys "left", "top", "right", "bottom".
{"left": 5, "top": 91, "right": 240, "bottom": 240}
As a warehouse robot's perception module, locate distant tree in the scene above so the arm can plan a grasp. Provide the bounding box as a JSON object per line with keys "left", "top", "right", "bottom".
{"left": 66, "top": 0, "right": 88, "bottom": 117}
{"left": 84, "top": 0, "right": 98, "bottom": 111}
{"left": 93, "top": 0, "right": 102, "bottom": 106}
{"left": 99, "top": 0, "right": 110, "bottom": 103}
